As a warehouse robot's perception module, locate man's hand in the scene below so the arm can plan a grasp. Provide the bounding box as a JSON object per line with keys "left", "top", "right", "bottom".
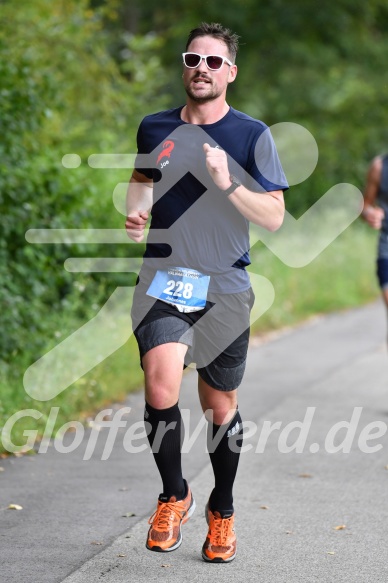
{"left": 362, "top": 157, "right": 383, "bottom": 230}
{"left": 203, "top": 143, "right": 231, "bottom": 191}
{"left": 125, "top": 211, "right": 149, "bottom": 242}
{"left": 362, "top": 205, "right": 384, "bottom": 230}
{"left": 125, "top": 169, "right": 152, "bottom": 241}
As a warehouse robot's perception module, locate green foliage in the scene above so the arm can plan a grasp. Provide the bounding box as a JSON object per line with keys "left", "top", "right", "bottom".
{"left": 0, "top": 0, "right": 166, "bottom": 375}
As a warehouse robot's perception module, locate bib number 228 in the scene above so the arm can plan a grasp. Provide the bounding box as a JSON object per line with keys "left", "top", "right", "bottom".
{"left": 163, "top": 279, "right": 193, "bottom": 299}
{"left": 146, "top": 266, "right": 210, "bottom": 310}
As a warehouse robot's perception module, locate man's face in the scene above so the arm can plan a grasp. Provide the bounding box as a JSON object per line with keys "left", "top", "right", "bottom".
{"left": 183, "top": 36, "right": 237, "bottom": 103}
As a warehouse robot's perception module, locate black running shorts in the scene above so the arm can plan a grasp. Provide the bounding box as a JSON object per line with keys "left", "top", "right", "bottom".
{"left": 131, "top": 277, "right": 255, "bottom": 391}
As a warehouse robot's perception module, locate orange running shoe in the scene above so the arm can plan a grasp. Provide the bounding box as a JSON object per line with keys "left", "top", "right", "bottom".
{"left": 146, "top": 481, "right": 195, "bottom": 552}
{"left": 202, "top": 504, "right": 237, "bottom": 563}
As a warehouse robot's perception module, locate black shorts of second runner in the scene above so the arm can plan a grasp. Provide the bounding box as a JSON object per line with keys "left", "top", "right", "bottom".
{"left": 377, "top": 258, "right": 388, "bottom": 290}
{"left": 131, "top": 278, "right": 255, "bottom": 392}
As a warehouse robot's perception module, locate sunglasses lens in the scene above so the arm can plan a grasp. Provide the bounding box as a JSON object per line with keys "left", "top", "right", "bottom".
{"left": 206, "top": 56, "right": 223, "bottom": 70}
{"left": 185, "top": 53, "right": 201, "bottom": 68}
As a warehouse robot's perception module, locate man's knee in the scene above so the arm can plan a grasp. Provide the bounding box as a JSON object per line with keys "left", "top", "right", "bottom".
{"left": 199, "top": 382, "right": 238, "bottom": 425}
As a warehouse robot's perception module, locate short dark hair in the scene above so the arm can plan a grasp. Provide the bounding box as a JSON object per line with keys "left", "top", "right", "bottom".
{"left": 185, "top": 22, "right": 240, "bottom": 62}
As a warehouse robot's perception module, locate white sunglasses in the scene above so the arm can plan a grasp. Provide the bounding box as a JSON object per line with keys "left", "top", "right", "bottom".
{"left": 182, "top": 52, "right": 233, "bottom": 71}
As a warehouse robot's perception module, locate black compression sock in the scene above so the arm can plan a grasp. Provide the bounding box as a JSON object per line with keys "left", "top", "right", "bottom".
{"left": 144, "top": 401, "right": 186, "bottom": 500}
{"left": 207, "top": 409, "right": 243, "bottom": 514}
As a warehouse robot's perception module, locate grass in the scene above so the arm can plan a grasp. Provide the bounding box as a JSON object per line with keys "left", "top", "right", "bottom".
{"left": 249, "top": 219, "right": 380, "bottom": 334}
{"left": 0, "top": 220, "right": 381, "bottom": 455}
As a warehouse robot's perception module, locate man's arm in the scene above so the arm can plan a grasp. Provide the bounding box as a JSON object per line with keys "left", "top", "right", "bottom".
{"left": 227, "top": 186, "right": 284, "bottom": 231}
{"left": 203, "top": 143, "right": 285, "bottom": 231}
{"left": 125, "top": 169, "right": 153, "bottom": 242}
{"left": 362, "top": 156, "right": 384, "bottom": 230}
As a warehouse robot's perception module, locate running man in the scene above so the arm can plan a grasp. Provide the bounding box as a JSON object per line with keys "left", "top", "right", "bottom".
{"left": 125, "top": 22, "right": 288, "bottom": 562}
{"left": 362, "top": 155, "right": 388, "bottom": 337}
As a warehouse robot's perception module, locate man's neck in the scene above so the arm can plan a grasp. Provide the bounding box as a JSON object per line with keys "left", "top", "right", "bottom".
{"left": 181, "top": 100, "right": 230, "bottom": 125}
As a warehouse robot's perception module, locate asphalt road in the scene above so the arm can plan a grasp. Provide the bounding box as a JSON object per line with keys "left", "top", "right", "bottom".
{"left": 1, "top": 300, "right": 387, "bottom": 583}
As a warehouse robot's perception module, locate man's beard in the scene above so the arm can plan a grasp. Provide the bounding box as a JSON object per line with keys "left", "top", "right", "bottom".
{"left": 184, "top": 76, "right": 222, "bottom": 103}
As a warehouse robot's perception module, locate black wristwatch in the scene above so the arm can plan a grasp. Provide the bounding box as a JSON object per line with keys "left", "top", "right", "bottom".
{"left": 222, "top": 174, "right": 242, "bottom": 195}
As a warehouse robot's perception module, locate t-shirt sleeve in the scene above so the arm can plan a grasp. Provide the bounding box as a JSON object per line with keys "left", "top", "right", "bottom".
{"left": 134, "top": 119, "right": 154, "bottom": 180}
{"left": 247, "top": 126, "right": 289, "bottom": 192}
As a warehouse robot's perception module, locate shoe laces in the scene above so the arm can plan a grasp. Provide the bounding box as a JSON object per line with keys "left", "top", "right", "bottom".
{"left": 149, "top": 500, "right": 185, "bottom": 532}
{"left": 211, "top": 513, "right": 233, "bottom": 545}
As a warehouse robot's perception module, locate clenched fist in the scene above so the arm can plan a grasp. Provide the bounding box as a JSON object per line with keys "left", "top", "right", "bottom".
{"left": 125, "top": 211, "right": 149, "bottom": 242}
{"left": 203, "top": 143, "right": 231, "bottom": 191}
{"left": 362, "top": 206, "right": 384, "bottom": 230}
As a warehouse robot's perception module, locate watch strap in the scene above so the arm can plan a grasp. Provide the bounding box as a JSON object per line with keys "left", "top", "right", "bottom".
{"left": 222, "top": 175, "right": 241, "bottom": 195}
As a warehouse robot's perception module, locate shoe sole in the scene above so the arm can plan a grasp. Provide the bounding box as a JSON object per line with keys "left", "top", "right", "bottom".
{"left": 201, "top": 551, "right": 236, "bottom": 563}
{"left": 146, "top": 496, "right": 196, "bottom": 553}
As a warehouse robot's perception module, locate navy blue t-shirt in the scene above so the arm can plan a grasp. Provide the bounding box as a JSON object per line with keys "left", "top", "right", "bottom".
{"left": 135, "top": 106, "right": 288, "bottom": 293}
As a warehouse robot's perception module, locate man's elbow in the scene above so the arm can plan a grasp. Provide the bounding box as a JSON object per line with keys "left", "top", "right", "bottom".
{"left": 266, "top": 202, "right": 285, "bottom": 232}
{"left": 266, "top": 215, "right": 284, "bottom": 232}
{"left": 266, "top": 192, "right": 285, "bottom": 231}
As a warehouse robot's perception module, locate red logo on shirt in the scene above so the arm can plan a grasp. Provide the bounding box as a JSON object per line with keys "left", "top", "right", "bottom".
{"left": 156, "top": 140, "right": 175, "bottom": 165}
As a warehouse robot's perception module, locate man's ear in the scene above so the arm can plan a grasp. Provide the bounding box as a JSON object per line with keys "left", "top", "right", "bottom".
{"left": 228, "top": 65, "right": 238, "bottom": 84}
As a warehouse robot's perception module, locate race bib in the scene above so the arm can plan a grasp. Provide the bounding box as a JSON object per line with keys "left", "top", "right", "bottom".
{"left": 146, "top": 267, "right": 210, "bottom": 312}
